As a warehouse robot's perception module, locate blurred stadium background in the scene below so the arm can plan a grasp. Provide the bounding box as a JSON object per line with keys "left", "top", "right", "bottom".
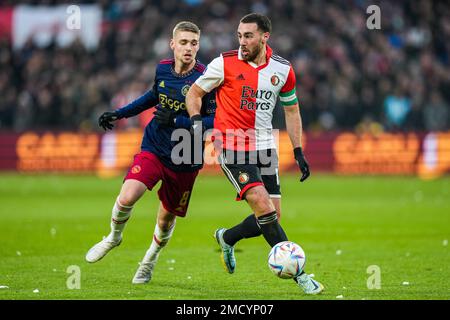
{"left": 0, "top": 0, "right": 449, "bottom": 176}
{"left": 0, "top": 0, "right": 449, "bottom": 300}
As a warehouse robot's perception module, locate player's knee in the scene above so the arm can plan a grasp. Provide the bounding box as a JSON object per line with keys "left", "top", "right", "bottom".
{"left": 245, "top": 187, "right": 272, "bottom": 212}
{"left": 118, "top": 193, "right": 138, "bottom": 208}
{"left": 244, "top": 189, "right": 257, "bottom": 204}
{"left": 118, "top": 180, "right": 146, "bottom": 208}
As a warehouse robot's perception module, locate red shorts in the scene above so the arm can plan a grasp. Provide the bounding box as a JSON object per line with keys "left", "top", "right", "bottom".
{"left": 124, "top": 151, "right": 199, "bottom": 217}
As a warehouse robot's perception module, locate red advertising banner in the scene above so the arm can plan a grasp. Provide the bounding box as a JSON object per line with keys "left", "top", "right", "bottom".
{"left": 0, "top": 132, "right": 19, "bottom": 170}
{"left": 1, "top": 131, "right": 449, "bottom": 179}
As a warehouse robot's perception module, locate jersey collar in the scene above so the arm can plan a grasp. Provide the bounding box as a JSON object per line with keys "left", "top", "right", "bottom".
{"left": 238, "top": 45, "right": 273, "bottom": 70}
{"left": 170, "top": 60, "right": 198, "bottom": 78}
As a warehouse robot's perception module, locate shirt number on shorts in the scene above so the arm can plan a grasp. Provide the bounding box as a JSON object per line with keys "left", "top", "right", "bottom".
{"left": 179, "top": 191, "right": 190, "bottom": 207}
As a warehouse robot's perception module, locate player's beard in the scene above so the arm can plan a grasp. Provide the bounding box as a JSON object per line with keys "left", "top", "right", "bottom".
{"left": 241, "top": 43, "right": 263, "bottom": 62}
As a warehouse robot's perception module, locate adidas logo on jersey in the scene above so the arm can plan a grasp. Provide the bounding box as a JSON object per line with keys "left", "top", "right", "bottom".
{"left": 159, "top": 81, "right": 165, "bottom": 87}
{"left": 236, "top": 74, "right": 245, "bottom": 80}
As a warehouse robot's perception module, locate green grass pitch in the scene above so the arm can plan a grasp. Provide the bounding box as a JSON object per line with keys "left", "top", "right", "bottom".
{"left": 0, "top": 173, "right": 449, "bottom": 300}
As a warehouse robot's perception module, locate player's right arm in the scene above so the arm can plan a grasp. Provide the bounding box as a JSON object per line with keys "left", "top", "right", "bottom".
{"left": 186, "top": 83, "right": 207, "bottom": 119}
{"left": 186, "top": 56, "right": 224, "bottom": 130}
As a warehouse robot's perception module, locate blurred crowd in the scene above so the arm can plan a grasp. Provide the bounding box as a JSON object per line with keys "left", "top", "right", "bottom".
{"left": 0, "top": 0, "right": 449, "bottom": 132}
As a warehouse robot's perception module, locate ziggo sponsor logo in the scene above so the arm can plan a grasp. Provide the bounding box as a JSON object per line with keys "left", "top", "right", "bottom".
{"left": 159, "top": 93, "right": 186, "bottom": 111}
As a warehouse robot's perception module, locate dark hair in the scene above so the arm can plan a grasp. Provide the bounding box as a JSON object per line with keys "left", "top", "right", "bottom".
{"left": 240, "top": 13, "right": 272, "bottom": 33}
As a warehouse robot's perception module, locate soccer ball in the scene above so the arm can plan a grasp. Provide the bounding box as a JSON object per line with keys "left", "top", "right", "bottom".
{"left": 268, "top": 241, "right": 306, "bottom": 279}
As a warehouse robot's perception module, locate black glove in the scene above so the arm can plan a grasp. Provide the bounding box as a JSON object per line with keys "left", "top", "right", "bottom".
{"left": 190, "top": 114, "right": 203, "bottom": 135}
{"left": 98, "top": 111, "right": 119, "bottom": 131}
{"left": 154, "top": 106, "right": 176, "bottom": 127}
{"left": 294, "top": 147, "right": 310, "bottom": 182}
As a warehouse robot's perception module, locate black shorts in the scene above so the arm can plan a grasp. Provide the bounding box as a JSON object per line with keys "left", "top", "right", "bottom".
{"left": 218, "top": 149, "right": 281, "bottom": 201}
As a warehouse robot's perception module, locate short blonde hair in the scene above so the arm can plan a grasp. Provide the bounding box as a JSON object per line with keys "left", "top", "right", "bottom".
{"left": 172, "top": 21, "right": 201, "bottom": 38}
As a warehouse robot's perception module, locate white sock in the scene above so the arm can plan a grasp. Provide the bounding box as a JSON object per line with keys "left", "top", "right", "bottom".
{"left": 107, "top": 197, "right": 133, "bottom": 242}
{"left": 142, "top": 220, "right": 176, "bottom": 264}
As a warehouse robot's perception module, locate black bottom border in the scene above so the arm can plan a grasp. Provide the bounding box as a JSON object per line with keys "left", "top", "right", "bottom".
{"left": 1, "top": 299, "right": 448, "bottom": 318}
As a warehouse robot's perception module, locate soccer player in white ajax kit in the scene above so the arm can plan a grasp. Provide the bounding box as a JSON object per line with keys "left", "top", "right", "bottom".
{"left": 186, "top": 13, "right": 324, "bottom": 294}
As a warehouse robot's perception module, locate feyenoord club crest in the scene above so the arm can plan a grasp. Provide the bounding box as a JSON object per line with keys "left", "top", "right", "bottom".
{"left": 271, "top": 75, "right": 280, "bottom": 86}
{"left": 131, "top": 165, "right": 141, "bottom": 174}
{"left": 182, "top": 85, "right": 190, "bottom": 96}
{"left": 238, "top": 172, "right": 249, "bottom": 184}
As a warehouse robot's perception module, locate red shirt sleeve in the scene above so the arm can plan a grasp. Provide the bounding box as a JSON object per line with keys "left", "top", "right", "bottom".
{"left": 280, "top": 65, "right": 296, "bottom": 94}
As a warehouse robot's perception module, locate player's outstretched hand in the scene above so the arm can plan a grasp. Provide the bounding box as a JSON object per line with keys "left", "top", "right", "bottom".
{"left": 294, "top": 147, "right": 310, "bottom": 182}
{"left": 154, "top": 107, "right": 176, "bottom": 127}
{"left": 98, "top": 111, "right": 119, "bottom": 131}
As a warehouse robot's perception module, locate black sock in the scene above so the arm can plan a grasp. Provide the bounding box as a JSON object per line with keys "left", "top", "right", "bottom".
{"left": 257, "top": 211, "right": 288, "bottom": 247}
{"left": 223, "top": 214, "right": 262, "bottom": 246}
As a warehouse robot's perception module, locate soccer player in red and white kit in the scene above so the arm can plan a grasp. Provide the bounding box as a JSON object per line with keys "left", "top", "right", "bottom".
{"left": 186, "top": 13, "right": 324, "bottom": 294}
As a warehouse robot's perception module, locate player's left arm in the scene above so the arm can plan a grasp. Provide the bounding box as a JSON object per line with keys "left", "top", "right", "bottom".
{"left": 281, "top": 66, "right": 310, "bottom": 182}
{"left": 186, "top": 83, "right": 208, "bottom": 124}
{"left": 199, "top": 90, "right": 216, "bottom": 130}
{"left": 284, "top": 103, "right": 302, "bottom": 149}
